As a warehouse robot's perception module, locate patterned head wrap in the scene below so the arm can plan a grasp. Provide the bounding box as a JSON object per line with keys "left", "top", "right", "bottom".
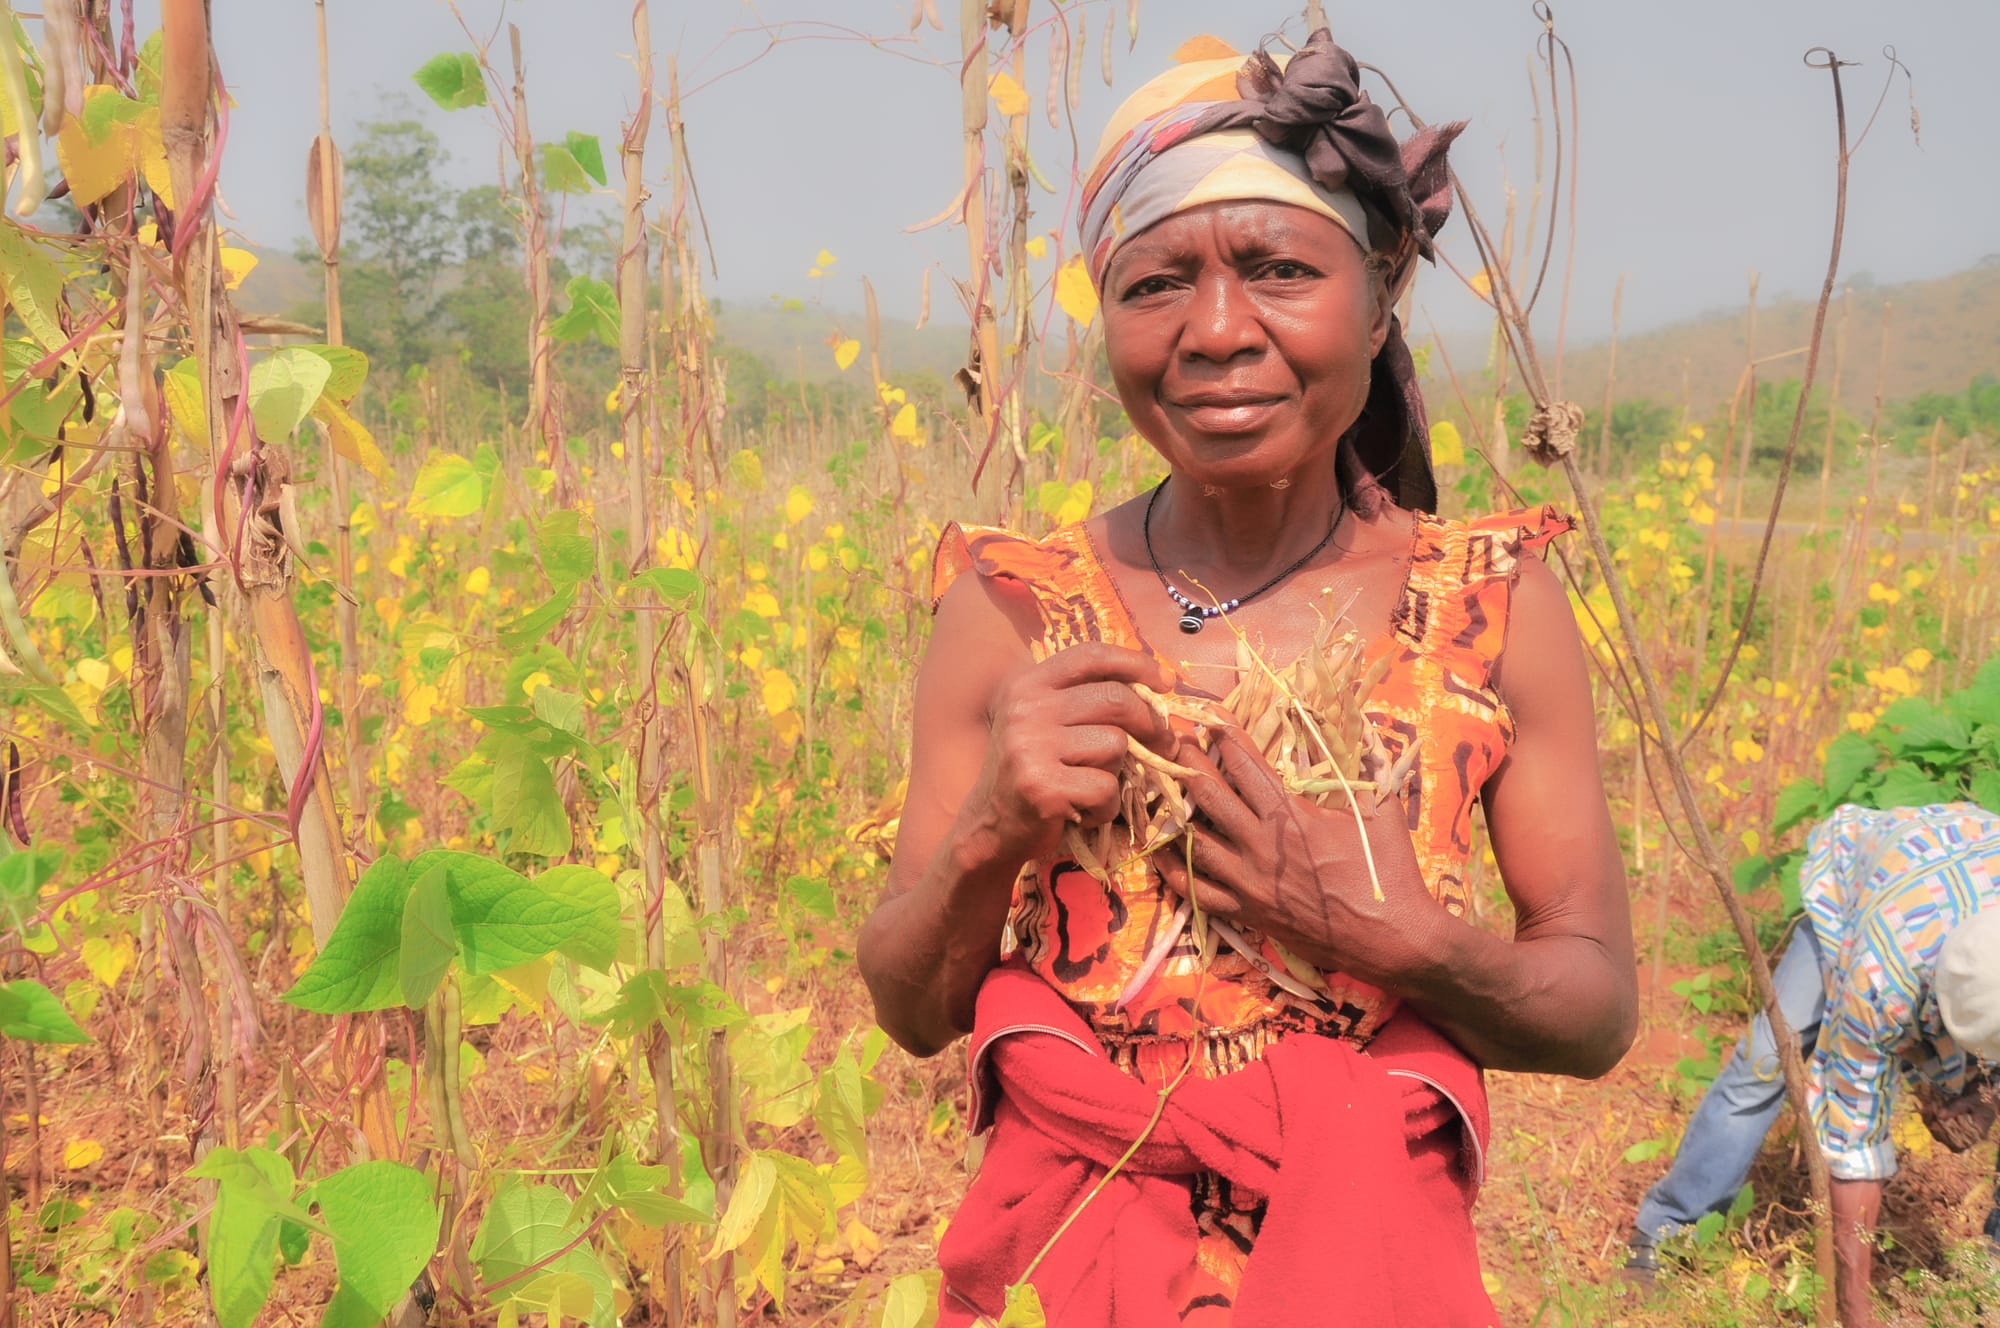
{"left": 1080, "top": 29, "right": 1465, "bottom": 514}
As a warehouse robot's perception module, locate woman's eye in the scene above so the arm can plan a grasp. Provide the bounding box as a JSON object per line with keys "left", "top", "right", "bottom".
{"left": 1120, "top": 275, "right": 1176, "bottom": 300}
{"left": 1260, "top": 261, "right": 1317, "bottom": 281}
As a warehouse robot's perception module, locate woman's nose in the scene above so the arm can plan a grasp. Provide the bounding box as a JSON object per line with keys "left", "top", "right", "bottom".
{"left": 1179, "top": 272, "right": 1264, "bottom": 363}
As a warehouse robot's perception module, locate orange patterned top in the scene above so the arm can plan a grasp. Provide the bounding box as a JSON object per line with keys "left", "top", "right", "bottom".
{"left": 932, "top": 503, "right": 1569, "bottom": 1321}
{"left": 931, "top": 504, "right": 1573, "bottom": 1076}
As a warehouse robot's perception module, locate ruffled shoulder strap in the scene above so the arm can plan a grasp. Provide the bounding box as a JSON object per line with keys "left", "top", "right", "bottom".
{"left": 1393, "top": 503, "right": 1574, "bottom": 690}
{"left": 931, "top": 521, "right": 1140, "bottom": 654}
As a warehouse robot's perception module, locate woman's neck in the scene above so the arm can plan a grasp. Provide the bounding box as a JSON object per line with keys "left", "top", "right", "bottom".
{"left": 1148, "top": 461, "right": 1346, "bottom": 594}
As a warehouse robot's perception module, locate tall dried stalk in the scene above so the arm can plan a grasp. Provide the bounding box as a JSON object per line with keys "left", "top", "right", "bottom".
{"left": 615, "top": 6, "right": 687, "bottom": 1323}
{"left": 510, "top": 25, "right": 560, "bottom": 500}
{"left": 958, "top": 0, "right": 1005, "bottom": 504}
{"left": 663, "top": 62, "right": 736, "bottom": 1327}
{"left": 310, "top": 0, "right": 365, "bottom": 834}
{"left": 1371, "top": 31, "right": 1854, "bottom": 1320}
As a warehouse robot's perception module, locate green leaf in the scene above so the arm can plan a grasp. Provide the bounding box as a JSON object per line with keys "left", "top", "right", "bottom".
{"left": 1727, "top": 1182, "right": 1756, "bottom": 1223}
{"left": 535, "top": 510, "right": 596, "bottom": 587}
{"left": 7, "top": 683, "right": 91, "bottom": 734}
{"left": 564, "top": 131, "right": 607, "bottom": 185}
{"left": 498, "top": 588, "right": 576, "bottom": 651}
{"left": 313, "top": 1161, "right": 440, "bottom": 1328}
{"left": 540, "top": 143, "right": 594, "bottom": 194}
{"left": 0, "top": 845, "right": 61, "bottom": 903}
{"left": 534, "top": 866, "right": 621, "bottom": 970}
{"left": 529, "top": 685, "right": 586, "bottom": 737}
{"left": 296, "top": 345, "right": 370, "bottom": 402}
{"left": 79, "top": 91, "right": 144, "bottom": 144}
{"left": 412, "top": 52, "right": 487, "bottom": 111}
{"left": 1871, "top": 763, "right": 1953, "bottom": 810}
{"left": 189, "top": 1148, "right": 303, "bottom": 1328}
{"left": 786, "top": 875, "right": 835, "bottom": 920}
{"left": 248, "top": 347, "right": 333, "bottom": 441}
{"left": 277, "top": 1220, "right": 310, "bottom": 1266}
{"left": 471, "top": 1180, "right": 613, "bottom": 1327}
{"left": 1728, "top": 856, "right": 1776, "bottom": 896}
{"left": 0, "top": 980, "right": 90, "bottom": 1043}
{"left": 1622, "top": 1138, "right": 1668, "bottom": 1164}
{"left": 1820, "top": 731, "right": 1878, "bottom": 804}
{"left": 708, "top": 1152, "right": 777, "bottom": 1257}
{"left": 1880, "top": 698, "right": 1971, "bottom": 761}
{"left": 629, "top": 567, "right": 701, "bottom": 608}
{"left": 283, "top": 856, "right": 411, "bottom": 1013}
{"left": 572, "top": 1150, "right": 712, "bottom": 1229}
{"left": 548, "top": 275, "right": 619, "bottom": 349}
{"left": 814, "top": 1052, "right": 867, "bottom": 1163}
{"left": 1772, "top": 780, "right": 1823, "bottom": 835}
{"left": 398, "top": 865, "right": 455, "bottom": 1007}
{"left": 409, "top": 850, "right": 596, "bottom": 972}
{"left": 0, "top": 223, "right": 65, "bottom": 349}
{"left": 408, "top": 450, "right": 488, "bottom": 518}
{"left": 1971, "top": 768, "right": 2000, "bottom": 815}
{"left": 491, "top": 738, "right": 573, "bottom": 858}
{"left": 879, "top": 1271, "right": 942, "bottom": 1328}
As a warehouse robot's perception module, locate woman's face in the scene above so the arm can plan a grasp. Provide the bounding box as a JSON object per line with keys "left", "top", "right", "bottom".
{"left": 1101, "top": 199, "right": 1390, "bottom": 490}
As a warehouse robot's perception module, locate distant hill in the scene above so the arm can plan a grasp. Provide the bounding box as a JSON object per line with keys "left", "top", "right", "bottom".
{"left": 239, "top": 241, "right": 2000, "bottom": 414}
{"left": 1549, "top": 260, "right": 2000, "bottom": 415}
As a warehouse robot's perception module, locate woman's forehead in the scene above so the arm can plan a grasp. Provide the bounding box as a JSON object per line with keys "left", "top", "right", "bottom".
{"left": 1110, "top": 200, "right": 1360, "bottom": 263}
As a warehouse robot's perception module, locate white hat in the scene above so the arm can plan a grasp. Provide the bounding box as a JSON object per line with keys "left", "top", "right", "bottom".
{"left": 1937, "top": 903, "right": 2000, "bottom": 1063}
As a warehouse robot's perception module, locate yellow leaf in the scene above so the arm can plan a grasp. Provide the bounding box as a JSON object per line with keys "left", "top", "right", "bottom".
{"left": 133, "top": 105, "right": 174, "bottom": 208}
{"left": 890, "top": 403, "right": 919, "bottom": 440}
{"left": 312, "top": 395, "right": 391, "bottom": 481}
{"left": 833, "top": 339, "right": 860, "bottom": 371}
{"left": 815, "top": 248, "right": 837, "bottom": 268}
{"left": 1054, "top": 254, "right": 1098, "bottom": 327}
{"left": 1025, "top": 236, "right": 1047, "bottom": 260}
{"left": 1469, "top": 269, "right": 1493, "bottom": 298}
{"left": 82, "top": 935, "right": 134, "bottom": 988}
{"left": 761, "top": 669, "right": 797, "bottom": 717}
{"left": 1429, "top": 420, "right": 1465, "bottom": 466}
{"left": 218, "top": 247, "right": 258, "bottom": 290}
{"left": 1054, "top": 479, "right": 1093, "bottom": 527}
{"left": 56, "top": 114, "right": 135, "bottom": 208}
{"left": 521, "top": 671, "right": 552, "bottom": 697}
{"left": 806, "top": 546, "right": 828, "bottom": 573}
{"left": 463, "top": 566, "right": 491, "bottom": 596}
{"left": 989, "top": 71, "right": 1029, "bottom": 118}
{"left": 75, "top": 658, "right": 112, "bottom": 693}
{"left": 403, "top": 682, "right": 439, "bottom": 726}
{"left": 743, "top": 588, "right": 781, "bottom": 619}
{"left": 844, "top": 1217, "right": 882, "bottom": 1270}
{"left": 63, "top": 1139, "right": 104, "bottom": 1170}
{"left": 784, "top": 485, "right": 814, "bottom": 526}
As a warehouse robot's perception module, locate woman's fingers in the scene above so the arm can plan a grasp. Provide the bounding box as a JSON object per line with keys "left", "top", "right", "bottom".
{"left": 1156, "top": 851, "right": 1244, "bottom": 920}
{"left": 1166, "top": 734, "right": 1263, "bottom": 845}
{"left": 1058, "top": 723, "right": 1132, "bottom": 772}
{"left": 1052, "top": 681, "right": 1174, "bottom": 755}
{"left": 1206, "top": 724, "right": 1292, "bottom": 818}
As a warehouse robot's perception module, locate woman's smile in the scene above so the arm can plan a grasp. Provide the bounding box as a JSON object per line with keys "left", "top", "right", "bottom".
{"left": 1166, "top": 388, "right": 1289, "bottom": 436}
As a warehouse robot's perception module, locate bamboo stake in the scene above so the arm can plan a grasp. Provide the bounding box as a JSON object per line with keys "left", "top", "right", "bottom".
{"left": 310, "top": 0, "right": 365, "bottom": 836}
{"left": 617, "top": 7, "right": 686, "bottom": 1324}
{"left": 665, "top": 62, "right": 736, "bottom": 1328}
{"left": 510, "top": 25, "right": 560, "bottom": 499}
{"left": 1816, "top": 289, "right": 1851, "bottom": 528}
{"left": 958, "top": 0, "right": 1005, "bottom": 502}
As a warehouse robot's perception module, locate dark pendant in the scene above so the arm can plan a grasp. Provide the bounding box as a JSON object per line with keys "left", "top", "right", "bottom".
{"left": 1179, "top": 613, "right": 1205, "bottom": 634}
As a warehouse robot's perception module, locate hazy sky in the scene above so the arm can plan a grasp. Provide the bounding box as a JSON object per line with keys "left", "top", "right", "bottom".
{"left": 163, "top": 0, "right": 1999, "bottom": 352}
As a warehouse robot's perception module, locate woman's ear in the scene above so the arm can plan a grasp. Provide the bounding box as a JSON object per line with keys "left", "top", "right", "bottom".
{"left": 1364, "top": 258, "right": 1394, "bottom": 358}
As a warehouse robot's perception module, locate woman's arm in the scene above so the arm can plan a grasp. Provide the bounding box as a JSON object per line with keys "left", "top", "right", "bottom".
{"left": 1158, "top": 555, "right": 1637, "bottom": 1076}
{"left": 1398, "top": 555, "right": 1638, "bottom": 1075}
{"left": 856, "top": 575, "right": 1172, "bottom": 1057}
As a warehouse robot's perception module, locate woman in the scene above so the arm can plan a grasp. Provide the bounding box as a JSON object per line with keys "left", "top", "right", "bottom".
{"left": 857, "top": 28, "right": 1636, "bottom": 1327}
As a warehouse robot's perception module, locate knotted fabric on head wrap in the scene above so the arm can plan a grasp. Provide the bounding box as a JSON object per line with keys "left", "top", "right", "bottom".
{"left": 1080, "top": 28, "right": 1465, "bottom": 514}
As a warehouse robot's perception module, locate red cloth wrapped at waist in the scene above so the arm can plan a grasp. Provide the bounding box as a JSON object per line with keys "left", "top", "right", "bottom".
{"left": 938, "top": 959, "right": 1497, "bottom": 1327}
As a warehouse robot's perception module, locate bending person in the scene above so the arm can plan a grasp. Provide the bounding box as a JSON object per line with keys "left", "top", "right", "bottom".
{"left": 1626, "top": 802, "right": 2000, "bottom": 1328}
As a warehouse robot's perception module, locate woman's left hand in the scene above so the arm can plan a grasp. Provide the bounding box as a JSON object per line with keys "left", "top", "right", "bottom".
{"left": 1153, "top": 723, "right": 1445, "bottom": 987}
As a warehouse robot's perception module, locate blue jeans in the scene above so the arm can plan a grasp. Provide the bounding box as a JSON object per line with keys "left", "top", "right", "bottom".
{"left": 1635, "top": 927, "right": 1827, "bottom": 1240}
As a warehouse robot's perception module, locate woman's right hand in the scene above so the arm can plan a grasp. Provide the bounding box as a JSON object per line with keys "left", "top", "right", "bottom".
{"left": 969, "top": 642, "right": 1176, "bottom": 863}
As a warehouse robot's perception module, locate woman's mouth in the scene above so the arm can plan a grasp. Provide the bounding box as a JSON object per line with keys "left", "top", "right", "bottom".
{"left": 1170, "top": 394, "right": 1285, "bottom": 434}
